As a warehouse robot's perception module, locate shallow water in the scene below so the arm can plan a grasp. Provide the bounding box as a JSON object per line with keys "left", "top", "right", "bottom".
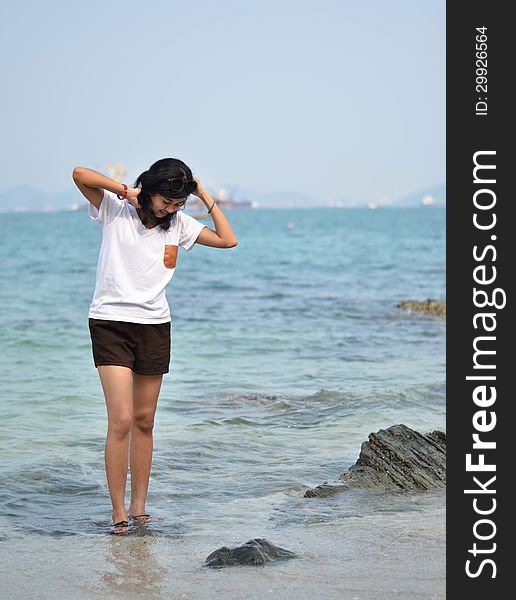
{"left": 1, "top": 493, "right": 445, "bottom": 599}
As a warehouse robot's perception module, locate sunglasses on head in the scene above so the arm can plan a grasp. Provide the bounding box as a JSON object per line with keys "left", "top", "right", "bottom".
{"left": 165, "top": 177, "right": 197, "bottom": 195}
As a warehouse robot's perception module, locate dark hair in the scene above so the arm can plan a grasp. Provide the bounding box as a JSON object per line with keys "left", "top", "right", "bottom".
{"left": 133, "top": 158, "right": 195, "bottom": 231}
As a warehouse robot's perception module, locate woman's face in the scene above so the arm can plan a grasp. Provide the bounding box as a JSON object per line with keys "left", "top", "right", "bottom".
{"left": 150, "top": 194, "right": 187, "bottom": 218}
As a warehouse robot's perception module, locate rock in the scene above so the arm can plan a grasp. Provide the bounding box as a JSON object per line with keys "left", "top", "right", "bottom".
{"left": 304, "top": 481, "right": 350, "bottom": 498}
{"left": 304, "top": 424, "right": 446, "bottom": 497}
{"left": 341, "top": 424, "right": 446, "bottom": 490}
{"left": 397, "top": 299, "right": 446, "bottom": 317}
{"left": 205, "top": 538, "right": 297, "bottom": 567}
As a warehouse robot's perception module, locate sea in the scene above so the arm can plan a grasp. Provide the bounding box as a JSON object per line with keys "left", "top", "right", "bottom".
{"left": 0, "top": 206, "right": 446, "bottom": 599}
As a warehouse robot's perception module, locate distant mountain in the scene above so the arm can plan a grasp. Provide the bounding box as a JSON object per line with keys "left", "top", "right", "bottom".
{"left": 0, "top": 184, "right": 323, "bottom": 212}
{"left": 0, "top": 182, "right": 446, "bottom": 213}
{"left": 0, "top": 185, "right": 82, "bottom": 213}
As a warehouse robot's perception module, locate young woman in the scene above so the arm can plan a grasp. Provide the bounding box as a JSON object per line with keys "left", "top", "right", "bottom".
{"left": 72, "top": 158, "right": 238, "bottom": 534}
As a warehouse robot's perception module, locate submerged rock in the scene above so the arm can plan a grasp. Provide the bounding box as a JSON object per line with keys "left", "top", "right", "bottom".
{"left": 397, "top": 299, "right": 446, "bottom": 317}
{"left": 304, "top": 424, "right": 446, "bottom": 497}
{"left": 304, "top": 481, "right": 350, "bottom": 498}
{"left": 205, "top": 538, "right": 297, "bottom": 568}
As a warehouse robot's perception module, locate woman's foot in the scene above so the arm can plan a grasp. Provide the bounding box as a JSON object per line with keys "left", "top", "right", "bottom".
{"left": 110, "top": 509, "right": 129, "bottom": 535}
{"left": 129, "top": 505, "right": 154, "bottom": 524}
{"left": 128, "top": 512, "right": 153, "bottom": 524}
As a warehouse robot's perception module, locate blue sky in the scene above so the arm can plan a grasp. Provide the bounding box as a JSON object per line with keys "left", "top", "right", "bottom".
{"left": 1, "top": 0, "right": 444, "bottom": 205}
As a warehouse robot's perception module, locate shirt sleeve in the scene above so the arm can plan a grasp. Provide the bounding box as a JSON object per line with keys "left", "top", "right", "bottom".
{"left": 88, "top": 189, "right": 125, "bottom": 226}
{"left": 178, "top": 212, "right": 206, "bottom": 251}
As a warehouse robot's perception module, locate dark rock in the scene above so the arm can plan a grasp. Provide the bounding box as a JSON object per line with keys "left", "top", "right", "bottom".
{"left": 426, "top": 429, "right": 447, "bottom": 447}
{"left": 205, "top": 538, "right": 297, "bottom": 568}
{"left": 397, "top": 299, "right": 446, "bottom": 317}
{"left": 304, "top": 481, "right": 350, "bottom": 498}
{"left": 304, "top": 424, "right": 446, "bottom": 497}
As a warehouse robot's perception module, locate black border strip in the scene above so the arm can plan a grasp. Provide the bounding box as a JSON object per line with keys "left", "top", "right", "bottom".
{"left": 447, "top": 1, "right": 512, "bottom": 594}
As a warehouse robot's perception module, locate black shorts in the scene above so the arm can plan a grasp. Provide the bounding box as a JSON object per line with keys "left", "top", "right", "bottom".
{"left": 88, "top": 318, "right": 171, "bottom": 376}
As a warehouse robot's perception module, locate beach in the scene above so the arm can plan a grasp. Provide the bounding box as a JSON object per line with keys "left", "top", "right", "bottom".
{"left": 1, "top": 492, "right": 444, "bottom": 599}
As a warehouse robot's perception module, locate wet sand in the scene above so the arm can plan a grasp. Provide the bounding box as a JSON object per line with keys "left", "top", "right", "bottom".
{"left": 1, "top": 506, "right": 444, "bottom": 600}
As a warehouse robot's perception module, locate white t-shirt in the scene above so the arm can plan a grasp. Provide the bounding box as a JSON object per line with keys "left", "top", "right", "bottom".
{"left": 88, "top": 189, "right": 206, "bottom": 324}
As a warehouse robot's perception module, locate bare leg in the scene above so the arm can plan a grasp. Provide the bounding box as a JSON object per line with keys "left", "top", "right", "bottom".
{"left": 97, "top": 365, "right": 134, "bottom": 531}
{"left": 129, "top": 372, "right": 163, "bottom": 521}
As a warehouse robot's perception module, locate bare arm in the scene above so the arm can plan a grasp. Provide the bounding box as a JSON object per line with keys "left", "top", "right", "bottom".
{"left": 192, "top": 178, "right": 238, "bottom": 248}
{"left": 71, "top": 167, "right": 139, "bottom": 210}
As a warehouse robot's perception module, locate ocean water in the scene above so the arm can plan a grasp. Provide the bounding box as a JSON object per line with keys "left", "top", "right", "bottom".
{"left": 0, "top": 206, "right": 445, "bottom": 598}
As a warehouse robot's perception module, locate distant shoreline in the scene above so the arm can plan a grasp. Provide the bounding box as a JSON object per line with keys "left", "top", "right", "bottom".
{"left": 0, "top": 204, "right": 446, "bottom": 215}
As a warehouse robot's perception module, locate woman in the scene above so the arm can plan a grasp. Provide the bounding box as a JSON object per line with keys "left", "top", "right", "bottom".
{"left": 72, "top": 158, "right": 238, "bottom": 534}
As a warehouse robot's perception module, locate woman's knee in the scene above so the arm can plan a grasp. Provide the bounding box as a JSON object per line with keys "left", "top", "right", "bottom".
{"left": 133, "top": 413, "right": 155, "bottom": 434}
{"left": 107, "top": 414, "right": 133, "bottom": 438}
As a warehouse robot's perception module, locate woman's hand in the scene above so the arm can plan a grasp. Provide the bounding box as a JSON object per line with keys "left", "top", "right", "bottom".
{"left": 192, "top": 176, "right": 207, "bottom": 199}
{"left": 125, "top": 187, "right": 142, "bottom": 208}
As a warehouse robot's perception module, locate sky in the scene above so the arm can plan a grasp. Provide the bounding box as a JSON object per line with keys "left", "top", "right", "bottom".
{"left": 0, "top": 0, "right": 445, "bottom": 205}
